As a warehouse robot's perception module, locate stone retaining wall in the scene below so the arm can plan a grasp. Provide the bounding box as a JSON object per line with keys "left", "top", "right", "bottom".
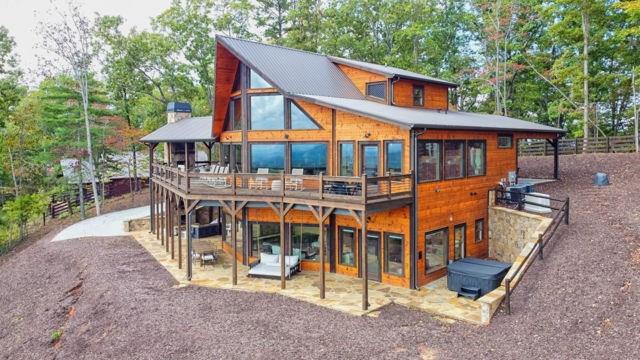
{"left": 124, "top": 217, "right": 150, "bottom": 232}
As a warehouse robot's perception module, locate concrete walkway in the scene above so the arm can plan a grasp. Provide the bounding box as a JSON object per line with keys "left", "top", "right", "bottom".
{"left": 52, "top": 206, "right": 150, "bottom": 242}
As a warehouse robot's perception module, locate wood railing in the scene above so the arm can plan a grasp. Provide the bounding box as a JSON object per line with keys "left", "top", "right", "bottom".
{"left": 151, "top": 163, "right": 412, "bottom": 205}
{"left": 495, "top": 189, "right": 570, "bottom": 315}
{"left": 519, "top": 135, "right": 639, "bottom": 156}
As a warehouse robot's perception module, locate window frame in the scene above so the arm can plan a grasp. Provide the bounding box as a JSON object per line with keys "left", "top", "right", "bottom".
{"left": 338, "top": 226, "right": 357, "bottom": 267}
{"left": 288, "top": 141, "right": 329, "bottom": 175}
{"left": 365, "top": 81, "right": 387, "bottom": 101}
{"left": 475, "top": 218, "right": 485, "bottom": 244}
{"left": 425, "top": 227, "right": 449, "bottom": 274}
{"left": 248, "top": 93, "right": 285, "bottom": 130}
{"left": 338, "top": 141, "right": 355, "bottom": 176}
{"left": 443, "top": 140, "right": 466, "bottom": 180}
{"left": 466, "top": 140, "right": 487, "bottom": 177}
{"left": 384, "top": 140, "right": 404, "bottom": 175}
{"left": 412, "top": 84, "right": 424, "bottom": 106}
{"left": 249, "top": 142, "right": 287, "bottom": 173}
{"left": 453, "top": 223, "right": 466, "bottom": 261}
{"left": 360, "top": 141, "right": 381, "bottom": 177}
{"left": 497, "top": 134, "right": 513, "bottom": 149}
{"left": 417, "top": 140, "right": 443, "bottom": 183}
{"left": 384, "top": 232, "right": 404, "bottom": 276}
{"left": 289, "top": 222, "right": 329, "bottom": 262}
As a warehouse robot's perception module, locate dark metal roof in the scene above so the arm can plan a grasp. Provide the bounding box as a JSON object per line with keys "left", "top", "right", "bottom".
{"left": 297, "top": 95, "right": 565, "bottom": 133}
{"left": 329, "top": 56, "right": 458, "bottom": 87}
{"left": 167, "top": 102, "right": 192, "bottom": 113}
{"left": 140, "top": 116, "right": 215, "bottom": 143}
{"left": 216, "top": 36, "right": 364, "bottom": 99}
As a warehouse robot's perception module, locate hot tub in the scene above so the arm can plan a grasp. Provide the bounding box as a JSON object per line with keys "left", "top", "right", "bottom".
{"left": 447, "top": 258, "right": 511, "bottom": 300}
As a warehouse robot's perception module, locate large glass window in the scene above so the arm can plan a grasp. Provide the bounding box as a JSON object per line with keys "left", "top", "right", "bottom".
{"left": 290, "top": 223, "right": 328, "bottom": 261}
{"left": 413, "top": 85, "right": 424, "bottom": 106}
{"left": 385, "top": 141, "right": 403, "bottom": 174}
{"left": 339, "top": 227, "right": 356, "bottom": 267}
{"left": 290, "top": 143, "right": 327, "bottom": 175}
{"left": 366, "top": 82, "right": 386, "bottom": 100}
{"left": 453, "top": 224, "right": 466, "bottom": 261}
{"left": 384, "top": 233, "right": 404, "bottom": 276}
{"left": 425, "top": 228, "right": 448, "bottom": 273}
{"left": 475, "top": 219, "right": 484, "bottom": 243}
{"left": 250, "top": 95, "right": 284, "bottom": 130}
{"left": 467, "top": 140, "right": 486, "bottom": 176}
{"left": 231, "top": 144, "right": 242, "bottom": 172}
{"left": 417, "top": 140, "right": 441, "bottom": 182}
{"left": 444, "top": 141, "right": 465, "bottom": 179}
{"left": 291, "top": 102, "right": 319, "bottom": 129}
{"left": 361, "top": 144, "right": 379, "bottom": 177}
{"left": 250, "top": 70, "right": 272, "bottom": 88}
{"left": 339, "top": 142, "right": 354, "bottom": 176}
{"left": 250, "top": 222, "right": 280, "bottom": 258}
{"left": 250, "top": 143, "right": 285, "bottom": 173}
{"left": 232, "top": 98, "right": 242, "bottom": 130}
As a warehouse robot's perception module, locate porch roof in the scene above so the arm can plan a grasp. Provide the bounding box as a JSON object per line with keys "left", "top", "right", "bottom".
{"left": 141, "top": 116, "right": 215, "bottom": 143}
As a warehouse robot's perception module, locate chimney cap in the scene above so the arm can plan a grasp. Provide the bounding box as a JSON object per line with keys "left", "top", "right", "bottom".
{"left": 167, "top": 102, "right": 192, "bottom": 113}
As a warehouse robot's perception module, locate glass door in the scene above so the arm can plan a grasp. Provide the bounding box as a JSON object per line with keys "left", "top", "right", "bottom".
{"left": 453, "top": 224, "right": 466, "bottom": 261}
{"left": 360, "top": 144, "right": 379, "bottom": 177}
{"left": 367, "top": 232, "right": 381, "bottom": 281}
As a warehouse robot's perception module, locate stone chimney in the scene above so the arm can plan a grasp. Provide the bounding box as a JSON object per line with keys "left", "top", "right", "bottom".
{"left": 167, "top": 102, "right": 192, "bottom": 123}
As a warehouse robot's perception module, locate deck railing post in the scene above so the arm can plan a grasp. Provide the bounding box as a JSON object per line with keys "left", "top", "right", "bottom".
{"left": 505, "top": 278, "right": 511, "bottom": 315}
{"left": 280, "top": 172, "right": 285, "bottom": 196}
{"left": 232, "top": 172, "right": 236, "bottom": 195}
{"left": 361, "top": 174, "right": 367, "bottom": 203}
{"left": 319, "top": 172, "right": 323, "bottom": 199}
{"left": 387, "top": 172, "right": 392, "bottom": 198}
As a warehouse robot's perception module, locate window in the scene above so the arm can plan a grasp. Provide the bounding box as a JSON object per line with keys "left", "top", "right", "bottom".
{"left": 250, "top": 143, "right": 285, "bottom": 173}
{"left": 290, "top": 143, "right": 327, "bottom": 175}
{"left": 498, "top": 134, "right": 513, "bottom": 148}
{"left": 249, "top": 70, "right": 272, "bottom": 88}
{"left": 385, "top": 141, "right": 403, "bottom": 174}
{"left": 250, "top": 222, "right": 280, "bottom": 258}
{"left": 361, "top": 144, "right": 379, "bottom": 177}
{"left": 425, "top": 228, "right": 448, "bottom": 273}
{"left": 225, "top": 99, "right": 241, "bottom": 131}
{"left": 467, "top": 140, "right": 486, "bottom": 176}
{"left": 475, "top": 219, "right": 484, "bottom": 243}
{"left": 366, "top": 82, "right": 386, "bottom": 100}
{"left": 250, "top": 95, "right": 284, "bottom": 130}
{"left": 413, "top": 85, "right": 424, "bottom": 106}
{"left": 232, "top": 66, "right": 242, "bottom": 92}
{"left": 221, "top": 143, "right": 231, "bottom": 167}
{"left": 291, "top": 101, "right": 319, "bottom": 129}
{"left": 339, "top": 142, "right": 354, "bottom": 176}
{"left": 417, "top": 140, "right": 442, "bottom": 182}
{"left": 339, "top": 227, "right": 356, "bottom": 266}
{"left": 291, "top": 223, "right": 328, "bottom": 261}
{"left": 384, "top": 233, "right": 404, "bottom": 276}
{"left": 453, "top": 224, "right": 466, "bottom": 261}
{"left": 444, "top": 141, "right": 465, "bottom": 179}
{"left": 231, "top": 144, "right": 242, "bottom": 172}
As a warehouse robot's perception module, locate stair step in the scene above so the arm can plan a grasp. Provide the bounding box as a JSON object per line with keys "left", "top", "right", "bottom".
{"left": 458, "top": 286, "right": 481, "bottom": 300}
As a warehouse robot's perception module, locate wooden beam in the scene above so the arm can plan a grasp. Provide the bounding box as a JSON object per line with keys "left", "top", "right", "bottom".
{"left": 319, "top": 205, "right": 325, "bottom": 299}
{"left": 307, "top": 204, "right": 320, "bottom": 221}
{"left": 231, "top": 202, "right": 237, "bottom": 285}
{"left": 283, "top": 202, "right": 295, "bottom": 216}
{"left": 186, "top": 199, "right": 200, "bottom": 214}
{"left": 348, "top": 209, "right": 362, "bottom": 226}
{"left": 186, "top": 207, "right": 193, "bottom": 280}
{"left": 322, "top": 207, "right": 335, "bottom": 222}
{"left": 178, "top": 199, "right": 183, "bottom": 269}
{"left": 279, "top": 203, "right": 286, "bottom": 290}
{"left": 361, "top": 210, "right": 368, "bottom": 311}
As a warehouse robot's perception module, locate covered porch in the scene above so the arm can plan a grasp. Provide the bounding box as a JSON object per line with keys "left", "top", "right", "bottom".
{"left": 130, "top": 229, "right": 484, "bottom": 323}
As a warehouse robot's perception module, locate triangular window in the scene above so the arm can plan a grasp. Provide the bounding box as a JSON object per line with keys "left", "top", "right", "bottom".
{"left": 291, "top": 102, "right": 319, "bottom": 129}
{"left": 250, "top": 70, "right": 272, "bottom": 88}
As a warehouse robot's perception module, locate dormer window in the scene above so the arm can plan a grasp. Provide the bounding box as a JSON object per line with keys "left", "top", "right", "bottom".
{"left": 413, "top": 85, "right": 424, "bottom": 106}
{"left": 249, "top": 69, "right": 272, "bottom": 88}
{"left": 366, "top": 82, "right": 386, "bottom": 100}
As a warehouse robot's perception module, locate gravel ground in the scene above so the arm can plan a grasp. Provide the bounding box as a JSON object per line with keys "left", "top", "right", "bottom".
{"left": 0, "top": 154, "right": 638, "bottom": 359}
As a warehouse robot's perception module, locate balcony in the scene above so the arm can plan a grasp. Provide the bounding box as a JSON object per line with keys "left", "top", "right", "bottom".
{"left": 151, "top": 163, "right": 413, "bottom": 211}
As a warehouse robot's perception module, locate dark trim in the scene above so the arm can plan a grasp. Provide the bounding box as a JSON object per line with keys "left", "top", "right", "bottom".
{"left": 329, "top": 213, "right": 336, "bottom": 272}
{"left": 383, "top": 232, "right": 404, "bottom": 277}
{"left": 241, "top": 63, "right": 249, "bottom": 172}
{"left": 410, "top": 129, "right": 418, "bottom": 289}
{"left": 337, "top": 141, "right": 355, "bottom": 176}
{"left": 425, "top": 227, "right": 449, "bottom": 274}
{"left": 383, "top": 140, "right": 404, "bottom": 174}
{"left": 412, "top": 84, "right": 424, "bottom": 107}
{"left": 497, "top": 133, "right": 514, "bottom": 149}
{"left": 338, "top": 226, "right": 357, "bottom": 268}
{"left": 331, "top": 109, "right": 336, "bottom": 175}
{"left": 366, "top": 231, "right": 382, "bottom": 282}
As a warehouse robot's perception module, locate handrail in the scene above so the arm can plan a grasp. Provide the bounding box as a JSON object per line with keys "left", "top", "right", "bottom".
{"left": 502, "top": 194, "right": 570, "bottom": 314}
{"left": 150, "top": 163, "right": 412, "bottom": 204}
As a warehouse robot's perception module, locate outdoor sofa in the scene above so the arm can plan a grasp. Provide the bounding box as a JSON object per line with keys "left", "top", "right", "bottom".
{"left": 248, "top": 253, "right": 300, "bottom": 279}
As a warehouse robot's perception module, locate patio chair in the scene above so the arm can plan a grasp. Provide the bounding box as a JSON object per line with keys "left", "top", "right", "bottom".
{"left": 250, "top": 168, "right": 269, "bottom": 189}
{"left": 200, "top": 252, "right": 217, "bottom": 267}
{"left": 204, "top": 165, "right": 230, "bottom": 188}
{"left": 285, "top": 168, "right": 304, "bottom": 191}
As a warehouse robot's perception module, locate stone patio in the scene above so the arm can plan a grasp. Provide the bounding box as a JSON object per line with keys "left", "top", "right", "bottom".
{"left": 129, "top": 231, "right": 483, "bottom": 324}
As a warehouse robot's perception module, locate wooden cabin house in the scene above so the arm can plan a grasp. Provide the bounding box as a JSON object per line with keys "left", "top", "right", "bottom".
{"left": 142, "top": 36, "right": 564, "bottom": 310}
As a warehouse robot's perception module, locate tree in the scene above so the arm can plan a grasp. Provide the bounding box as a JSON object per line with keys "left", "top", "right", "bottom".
{"left": 255, "top": 0, "right": 292, "bottom": 44}
{"left": 38, "top": 2, "right": 102, "bottom": 215}
{"left": 3, "top": 193, "right": 48, "bottom": 241}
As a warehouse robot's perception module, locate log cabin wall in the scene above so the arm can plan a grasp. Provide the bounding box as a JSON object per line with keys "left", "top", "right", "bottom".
{"left": 392, "top": 79, "right": 449, "bottom": 110}
{"left": 335, "top": 64, "right": 388, "bottom": 100}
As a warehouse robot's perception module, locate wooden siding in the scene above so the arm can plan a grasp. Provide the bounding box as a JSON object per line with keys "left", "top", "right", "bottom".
{"left": 393, "top": 79, "right": 449, "bottom": 110}
{"left": 336, "top": 64, "right": 387, "bottom": 98}
{"left": 213, "top": 43, "right": 240, "bottom": 138}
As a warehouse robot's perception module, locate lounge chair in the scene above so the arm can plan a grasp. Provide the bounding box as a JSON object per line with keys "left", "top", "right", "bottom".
{"left": 204, "top": 165, "right": 230, "bottom": 188}
{"left": 248, "top": 253, "right": 300, "bottom": 279}
{"left": 285, "top": 168, "right": 304, "bottom": 190}
{"left": 250, "top": 168, "right": 269, "bottom": 189}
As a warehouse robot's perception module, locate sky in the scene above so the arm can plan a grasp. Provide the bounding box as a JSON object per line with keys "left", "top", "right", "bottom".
{"left": 0, "top": 0, "right": 172, "bottom": 84}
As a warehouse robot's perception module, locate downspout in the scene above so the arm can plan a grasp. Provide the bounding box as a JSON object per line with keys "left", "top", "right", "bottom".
{"left": 410, "top": 128, "right": 425, "bottom": 289}
{"left": 390, "top": 75, "right": 400, "bottom": 106}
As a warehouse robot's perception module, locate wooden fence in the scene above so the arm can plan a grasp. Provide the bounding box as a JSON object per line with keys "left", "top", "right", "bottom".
{"left": 519, "top": 135, "right": 639, "bottom": 156}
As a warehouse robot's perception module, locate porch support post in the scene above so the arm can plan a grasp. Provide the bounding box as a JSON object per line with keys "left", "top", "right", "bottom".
{"left": 170, "top": 197, "right": 175, "bottom": 259}
{"left": 149, "top": 144, "right": 155, "bottom": 232}
{"left": 361, "top": 209, "right": 368, "bottom": 311}
{"left": 231, "top": 202, "right": 237, "bottom": 286}
{"left": 160, "top": 190, "right": 165, "bottom": 246}
{"left": 319, "top": 206, "right": 325, "bottom": 299}
{"left": 184, "top": 142, "right": 188, "bottom": 170}
{"left": 187, "top": 203, "right": 193, "bottom": 280}
{"left": 553, "top": 138, "right": 559, "bottom": 180}
{"left": 279, "top": 201, "right": 286, "bottom": 290}
{"left": 166, "top": 193, "right": 170, "bottom": 253}
{"left": 154, "top": 185, "right": 159, "bottom": 239}
{"left": 178, "top": 199, "right": 183, "bottom": 269}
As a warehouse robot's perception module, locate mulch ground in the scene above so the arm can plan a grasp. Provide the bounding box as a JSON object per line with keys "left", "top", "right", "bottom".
{"left": 0, "top": 154, "right": 638, "bottom": 359}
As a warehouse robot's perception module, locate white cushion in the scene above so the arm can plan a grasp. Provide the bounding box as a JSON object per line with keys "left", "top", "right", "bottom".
{"left": 284, "top": 255, "right": 299, "bottom": 267}
{"left": 260, "top": 253, "right": 279, "bottom": 265}
{"left": 248, "top": 263, "right": 291, "bottom": 277}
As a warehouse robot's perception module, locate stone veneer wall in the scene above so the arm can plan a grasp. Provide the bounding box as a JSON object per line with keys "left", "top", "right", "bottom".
{"left": 487, "top": 191, "right": 552, "bottom": 263}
